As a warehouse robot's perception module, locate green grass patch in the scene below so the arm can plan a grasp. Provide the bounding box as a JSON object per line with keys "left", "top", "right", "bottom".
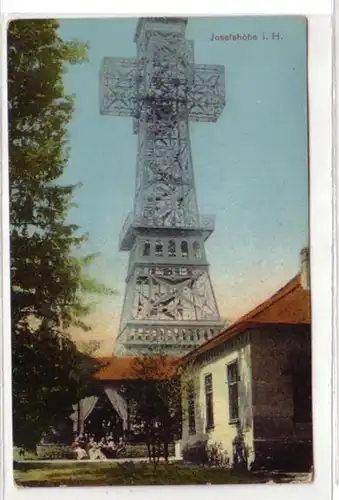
{"left": 13, "top": 448, "right": 38, "bottom": 461}
{"left": 13, "top": 461, "right": 266, "bottom": 487}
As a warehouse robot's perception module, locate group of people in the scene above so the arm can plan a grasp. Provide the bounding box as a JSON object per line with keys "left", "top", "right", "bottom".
{"left": 72, "top": 433, "right": 126, "bottom": 461}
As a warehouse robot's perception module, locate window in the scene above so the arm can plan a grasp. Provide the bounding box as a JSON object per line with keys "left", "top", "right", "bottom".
{"left": 168, "top": 240, "right": 176, "bottom": 257}
{"left": 155, "top": 240, "right": 163, "bottom": 256}
{"left": 181, "top": 240, "right": 189, "bottom": 258}
{"left": 227, "top": 361, "right": 240, "bottom": 422}
{"left": 193, "top": 240, "right": 201, "bottom": 259}
{"left": 204, "top": 374, "right": 214, "bottom": 430}
{"left": 187, "top": 381, "right": 196, "bottom": 435}
{"left": 143, "top": 240, "right": 150, "bottom": 257}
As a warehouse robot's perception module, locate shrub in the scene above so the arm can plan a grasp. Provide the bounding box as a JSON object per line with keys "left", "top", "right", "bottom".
{"left": 36, "top": 442, "right": 174, "bottom": 460}
{"left": 120, "top": 442, "right": 175, "bottom": 459}
{"left": 36, "top": 444, "right": 75, "bottom": 460}
{"left": 182, "top": 440, "right": 229, "bottom": 468}
{"left": 122, "top": 444, "right": 149, "bottom": 459}
{"left": 206, "top": 442, "right": 230, "bottom": 468}
{"left": 182, "top": 440, "right": 208, "bottom": 465}
{"left": 13, "top": 447, "right": 37, "bottom": 461}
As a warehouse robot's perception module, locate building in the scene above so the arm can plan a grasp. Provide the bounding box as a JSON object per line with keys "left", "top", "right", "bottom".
{"left": 179, "top": 248, "right": 312, "bottom": 472}
{"left": 71, "top": 355, "right": 178, "bottom": 439}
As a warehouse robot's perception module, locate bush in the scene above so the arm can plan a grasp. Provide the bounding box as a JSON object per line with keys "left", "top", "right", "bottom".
{"left": 121, "top": 442, "right": 175, "bottom": 459}
{"left": 206, "top": 442, "right": 230, "bottom": 468}
{"left": 13, "top": 447, "right": 37, "bottom": 461}
{"left": 36, "top": 444, "right": 75, "bottom": 460}
{"left": 122, "top": 444, "right": 149, "bottom": 458}
{"left": 182, "top": 440, "right": 229, "bottom": 468}
{"left": 36, "top": 442, "right": 175, "bottom": 460}
{"left": 182, "top": 440, "right": 208, "bottom": 465}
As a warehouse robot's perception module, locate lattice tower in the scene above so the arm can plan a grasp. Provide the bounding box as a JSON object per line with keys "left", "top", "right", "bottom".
{"left": 99, "top": 17, "right": 226, "bottom": 355}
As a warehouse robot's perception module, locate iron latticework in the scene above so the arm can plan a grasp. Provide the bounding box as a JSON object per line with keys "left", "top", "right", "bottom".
{"left": 100, "top": 17, "right": 226, "bottom": 355}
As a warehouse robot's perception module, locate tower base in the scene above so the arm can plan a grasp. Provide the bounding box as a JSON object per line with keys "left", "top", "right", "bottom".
{"left": 113, "top": 322, "right": 224, "bottom": 356}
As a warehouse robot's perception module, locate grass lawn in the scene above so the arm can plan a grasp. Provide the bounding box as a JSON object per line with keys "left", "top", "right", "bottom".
{"left": 13, "top": 461, "right": 267, "bottom": 487}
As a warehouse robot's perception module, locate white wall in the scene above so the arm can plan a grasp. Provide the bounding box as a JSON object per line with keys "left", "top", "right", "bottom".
{"left": 181, "top": 335, "right": 254, "bottom": 466}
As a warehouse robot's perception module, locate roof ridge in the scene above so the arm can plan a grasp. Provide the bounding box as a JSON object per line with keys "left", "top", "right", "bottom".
{"left": 238, "top": 273, "right": 300, "bottom": 322}
{"left": 180, "top": 273, "right": 303, "bottom": 364}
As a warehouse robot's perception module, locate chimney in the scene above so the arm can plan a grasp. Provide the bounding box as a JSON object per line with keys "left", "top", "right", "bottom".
{"left": 300, "top": 247, "right": 310, "bottom": 290}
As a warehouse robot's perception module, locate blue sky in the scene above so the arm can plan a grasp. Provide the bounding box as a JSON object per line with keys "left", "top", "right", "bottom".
{"left": 58, "top": 17, "right": 308, "bottom": 355}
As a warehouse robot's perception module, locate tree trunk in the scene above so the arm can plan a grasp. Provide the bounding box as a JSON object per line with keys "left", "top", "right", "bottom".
{"left": 151, "top": 441, "right": 158, "bottom": 470}
{"left": 156, "top": 439, "right": 161, "bottom": 464}
{"left": 147, "top": 441, "right": 151, "bottom": 463}
{"left": 164, "top": 440, "right": 169, "bottom": 464}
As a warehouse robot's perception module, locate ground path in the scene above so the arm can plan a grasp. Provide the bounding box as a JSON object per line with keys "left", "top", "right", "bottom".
{"left": 14, "top": 458, "right": 312, "bottom": 484}
{"left": 15, "top": 457, "right": 177, "bottom": 464}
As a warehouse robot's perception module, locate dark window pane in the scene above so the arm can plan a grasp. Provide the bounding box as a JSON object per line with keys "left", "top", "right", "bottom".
{"left": 193, "top": 240, "right": 201, "bottom": 258}
{"left": 181, "top": 240, "right": 189, "bottom": 258}
{"left": 229, "top": 384, "right": 239, "bottom": 420}
{"left": 187, "top": 382, "right": 196, "bottom": 434}
{"left": 155, "top": 240, "right": 163, "bottom": 256}
{"left": 205, "top": 374, "right": 212, "bottom": 392}
{"left": 168, "top": 240, "right": 176, "bottom": 257}
{"left": 227, "top": 362, "right": 239, "bottom": 421}
{"left": 143, "top": 241, "right": 150, "bottom": 256}
{"left": 204, "top": 374, "right": 214, "bottom": 429}
{"left": 227, "top": 362, "right": 238, "bottom": 384}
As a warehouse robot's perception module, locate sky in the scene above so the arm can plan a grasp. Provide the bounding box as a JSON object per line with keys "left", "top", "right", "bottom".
{"left": 58, "top": 16, "right": 309, "bottom": 355}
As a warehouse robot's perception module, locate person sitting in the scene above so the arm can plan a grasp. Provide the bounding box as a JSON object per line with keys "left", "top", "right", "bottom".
{"left": 88, "top": 437, "right": 104, "bottom": 460}
{"left": 107, "top": 438, "right": 115, "bottom": 450}
{"left": 71, "top": 436, "right": 79, "bottom": 451}
{"left": 116, "top": 437, "right": 126, "bottom": 457}
{"left": 103, "top": 437, "right": 116, "bottom": 458}
{"left": 97, "top": 437, "right": 108, "bottom": 460}
{"left": 74, "top": 442, "right": 88, "bottom": 460}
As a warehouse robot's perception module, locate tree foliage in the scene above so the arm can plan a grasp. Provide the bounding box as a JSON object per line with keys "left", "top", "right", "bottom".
{"left": 8, "top": 19, "right": 112, "bottom": 448}
{"left": 123, "top": 355, "right": 182, "bottom": 465}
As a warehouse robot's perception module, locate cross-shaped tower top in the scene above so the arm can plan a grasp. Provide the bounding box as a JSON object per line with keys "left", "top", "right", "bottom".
{"left": 100, "top": 17, "right": 225, "bottom": 132}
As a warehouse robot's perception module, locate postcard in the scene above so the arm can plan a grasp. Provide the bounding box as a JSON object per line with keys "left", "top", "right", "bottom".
{"left": 8, "top": 15, "right": 312, "bottom": 486}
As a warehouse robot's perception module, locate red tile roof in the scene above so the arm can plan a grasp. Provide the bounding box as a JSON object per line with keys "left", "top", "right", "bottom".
{"left": 93, "top": 355, "right": 179, "bottom": 381}
{"left": 181, "top": 273, "right": 311, "bottom": 364}
{"left": 239, "top": 274, "right": 310, "bottom": 324}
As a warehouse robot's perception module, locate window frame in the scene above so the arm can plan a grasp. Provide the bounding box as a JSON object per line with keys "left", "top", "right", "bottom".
{"left": 193, "top": 240, "right": 202, "bottom": 259}
{"left": 227, "top": 360, "right": 240, "bottom": 424}
{"left": 168, "top": 239, "right": 176, "bottom": 257}
{"left": 204, "top": 373, "right": 214, "bottom": 431}
{"left": 142, "top": 240, "right": 151, "bottom": 257}
{"left": 187, "top": 381, "right": 196, "bottom": 435}
{"left": 155, "top": 239, "right": 163, "bottom": 257}
{"left": 181, "top": 240, "right": 189, "bottom": 258}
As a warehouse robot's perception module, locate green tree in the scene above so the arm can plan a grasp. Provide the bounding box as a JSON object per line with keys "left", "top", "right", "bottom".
{"left": 123, "top": 355, "right": 182, "bottom": 466}
{"left": 8, "top": 19, "right": 113, "bottom": 449}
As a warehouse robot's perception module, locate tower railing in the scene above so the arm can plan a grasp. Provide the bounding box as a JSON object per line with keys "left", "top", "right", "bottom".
{"left": 119, "top": 211, "right": 216, "bottom": 250}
